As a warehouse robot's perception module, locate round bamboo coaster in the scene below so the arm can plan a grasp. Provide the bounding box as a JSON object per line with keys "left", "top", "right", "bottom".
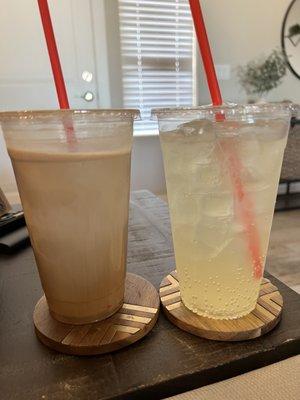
{"left": 159, "top": 271, "right": 283, "bottom": 341}
{"left": 34, "top": 273, "right": 159, "bottom": 355}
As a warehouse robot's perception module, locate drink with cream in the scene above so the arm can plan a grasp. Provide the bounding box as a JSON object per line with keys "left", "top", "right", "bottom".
{"left": 2, "top": 110, "right": 137, "bottom": 324}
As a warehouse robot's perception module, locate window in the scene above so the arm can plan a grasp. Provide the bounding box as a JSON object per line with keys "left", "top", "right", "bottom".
{"left": 118, "top": 0, "right": 195, "bottom": 134}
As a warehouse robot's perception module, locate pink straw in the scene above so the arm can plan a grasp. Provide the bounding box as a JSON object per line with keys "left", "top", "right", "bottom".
{"left": 188, "top": 0, "right": 262, "bottom": 278}
{"left": 37, "top": 0, "right": 76, "bottom": 144}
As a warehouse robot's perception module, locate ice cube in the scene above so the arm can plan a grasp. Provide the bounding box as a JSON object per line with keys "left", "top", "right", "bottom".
{"left": 258, "top": 137, "right": 286, "bottom": 177}
{"left": 169, "top": 192, "right": 201, "bottom": 225}
{"left": 178, "top": 119, "right": 216, "bottom": 164}
{"left": 188, "top": 162, "right": 223, "bottom": 194}
{"left": 197, "top": 219, "right": 234, "bottom": 260}
{"left": 207, "top": 238, "right": 234, "bottom": 259}
{"left": 201, "top": 192, "right": 234, "bottom": 218}
{"left": 179, "top": 119, "right": 215, "bottom": 140}
{"left": 237, "top": 137, "right": 261, "bottom": 168}
{"left": 253, "top": 119, "right": 288, "bottom": 142}
{"left": 246, "top": 185, "right": 277, "bottom": 214}
{"left": 235, "top": 120, "right": 287, "bottom": 179}
{"left": 214, "top": 120, "right": 244, "bottom": 138}
{"left": 232, "top": 221, "right": 246, "bottom": 234}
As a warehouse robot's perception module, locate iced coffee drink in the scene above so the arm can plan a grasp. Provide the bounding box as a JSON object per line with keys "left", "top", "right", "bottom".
{"left": 1, "top": 110, "right": 138, "bottom": 324}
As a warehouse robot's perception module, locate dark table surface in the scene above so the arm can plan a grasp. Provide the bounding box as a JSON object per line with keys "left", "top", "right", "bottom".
{"left": 0, "top": 191, "right": 299, "bottom": 400}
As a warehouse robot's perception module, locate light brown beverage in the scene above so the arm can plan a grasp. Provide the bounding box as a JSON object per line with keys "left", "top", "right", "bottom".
{"left": 2, "top": 110, "right": 137, "bottom": 324}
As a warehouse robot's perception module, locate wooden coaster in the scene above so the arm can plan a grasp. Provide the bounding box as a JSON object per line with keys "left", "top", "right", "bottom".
{"left": 34, "top": 273, "right": 159, "bottom": 355}
{"left": 159, "top": 271, "right": 283, "bottom": 341}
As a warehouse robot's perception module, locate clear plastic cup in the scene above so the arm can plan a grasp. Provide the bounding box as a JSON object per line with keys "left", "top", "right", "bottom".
{"left": 1, "top": 109, "right": 139, "bottom": 324}
{"left": 153, "top": 104, "right": 291, "bottom": 319}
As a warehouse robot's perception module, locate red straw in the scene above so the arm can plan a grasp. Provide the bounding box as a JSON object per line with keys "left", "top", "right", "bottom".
{"left": 188, "top": 0, "right": 263, "bottom": 278}
{"left": 37, "top": 0, "right": 76, "bottom": 144}
{"left": 189, "top": 0, "right": 222, "bottom": 106}
{"left": 37, "top": 0, "right": 69, "bottom": 109}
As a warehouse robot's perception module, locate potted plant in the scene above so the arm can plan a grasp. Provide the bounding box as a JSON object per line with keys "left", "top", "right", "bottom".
{"left": 237, "top": 49, "right": 287, "bottom": 103}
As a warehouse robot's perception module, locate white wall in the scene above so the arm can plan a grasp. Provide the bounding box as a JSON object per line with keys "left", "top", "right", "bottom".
{"left": 198, "top": 0, "right": 300, "bottom": 104}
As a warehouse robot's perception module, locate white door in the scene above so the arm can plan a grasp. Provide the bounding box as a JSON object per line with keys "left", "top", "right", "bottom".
{"left": 0, "top": 0, "right": 98, "bottom": 110}
{"left": 0, "top": 0, "right": 100, "bottom": 198}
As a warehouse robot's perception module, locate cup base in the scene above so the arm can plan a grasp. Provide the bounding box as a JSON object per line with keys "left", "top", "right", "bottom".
{"left": 33, "top": 273, "right": 160, "bottom": 355}
{"left": 49, "top": 301, "right": 123, "bottom": 325}
{"left": 45, "top": 282, "right": 126, "bottom": 325}
{"left": 182, "top": 299, "right": 257, "bottom": 320}
{"left": 159, "top": 270, "right": 283, "bottom": 341}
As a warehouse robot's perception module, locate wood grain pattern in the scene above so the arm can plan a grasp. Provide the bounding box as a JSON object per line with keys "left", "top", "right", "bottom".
{"left": 0, "top": 191, "right": 299, "bottom": 400}
{"left": 160, "top": 271, "right": 283, "bottom": 341}
{"left": 34, "top": 273, "right": 159, "bottom": 355}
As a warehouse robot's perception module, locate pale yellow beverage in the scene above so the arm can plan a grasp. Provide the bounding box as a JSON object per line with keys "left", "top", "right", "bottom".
{"left": 1, "top": 110, "right": 137, "bottom": 324}
{"left": 155, "top": 105, "right": 290, "bottom": 319}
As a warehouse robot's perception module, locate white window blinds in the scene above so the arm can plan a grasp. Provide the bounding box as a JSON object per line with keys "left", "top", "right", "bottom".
{"left": 118, "top": 0, "right": 195, "bottom": 133}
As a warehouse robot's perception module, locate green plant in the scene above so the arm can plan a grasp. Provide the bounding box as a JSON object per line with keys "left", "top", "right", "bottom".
{"left": 237, "top": 49, "right": 287, "bottom": 97}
